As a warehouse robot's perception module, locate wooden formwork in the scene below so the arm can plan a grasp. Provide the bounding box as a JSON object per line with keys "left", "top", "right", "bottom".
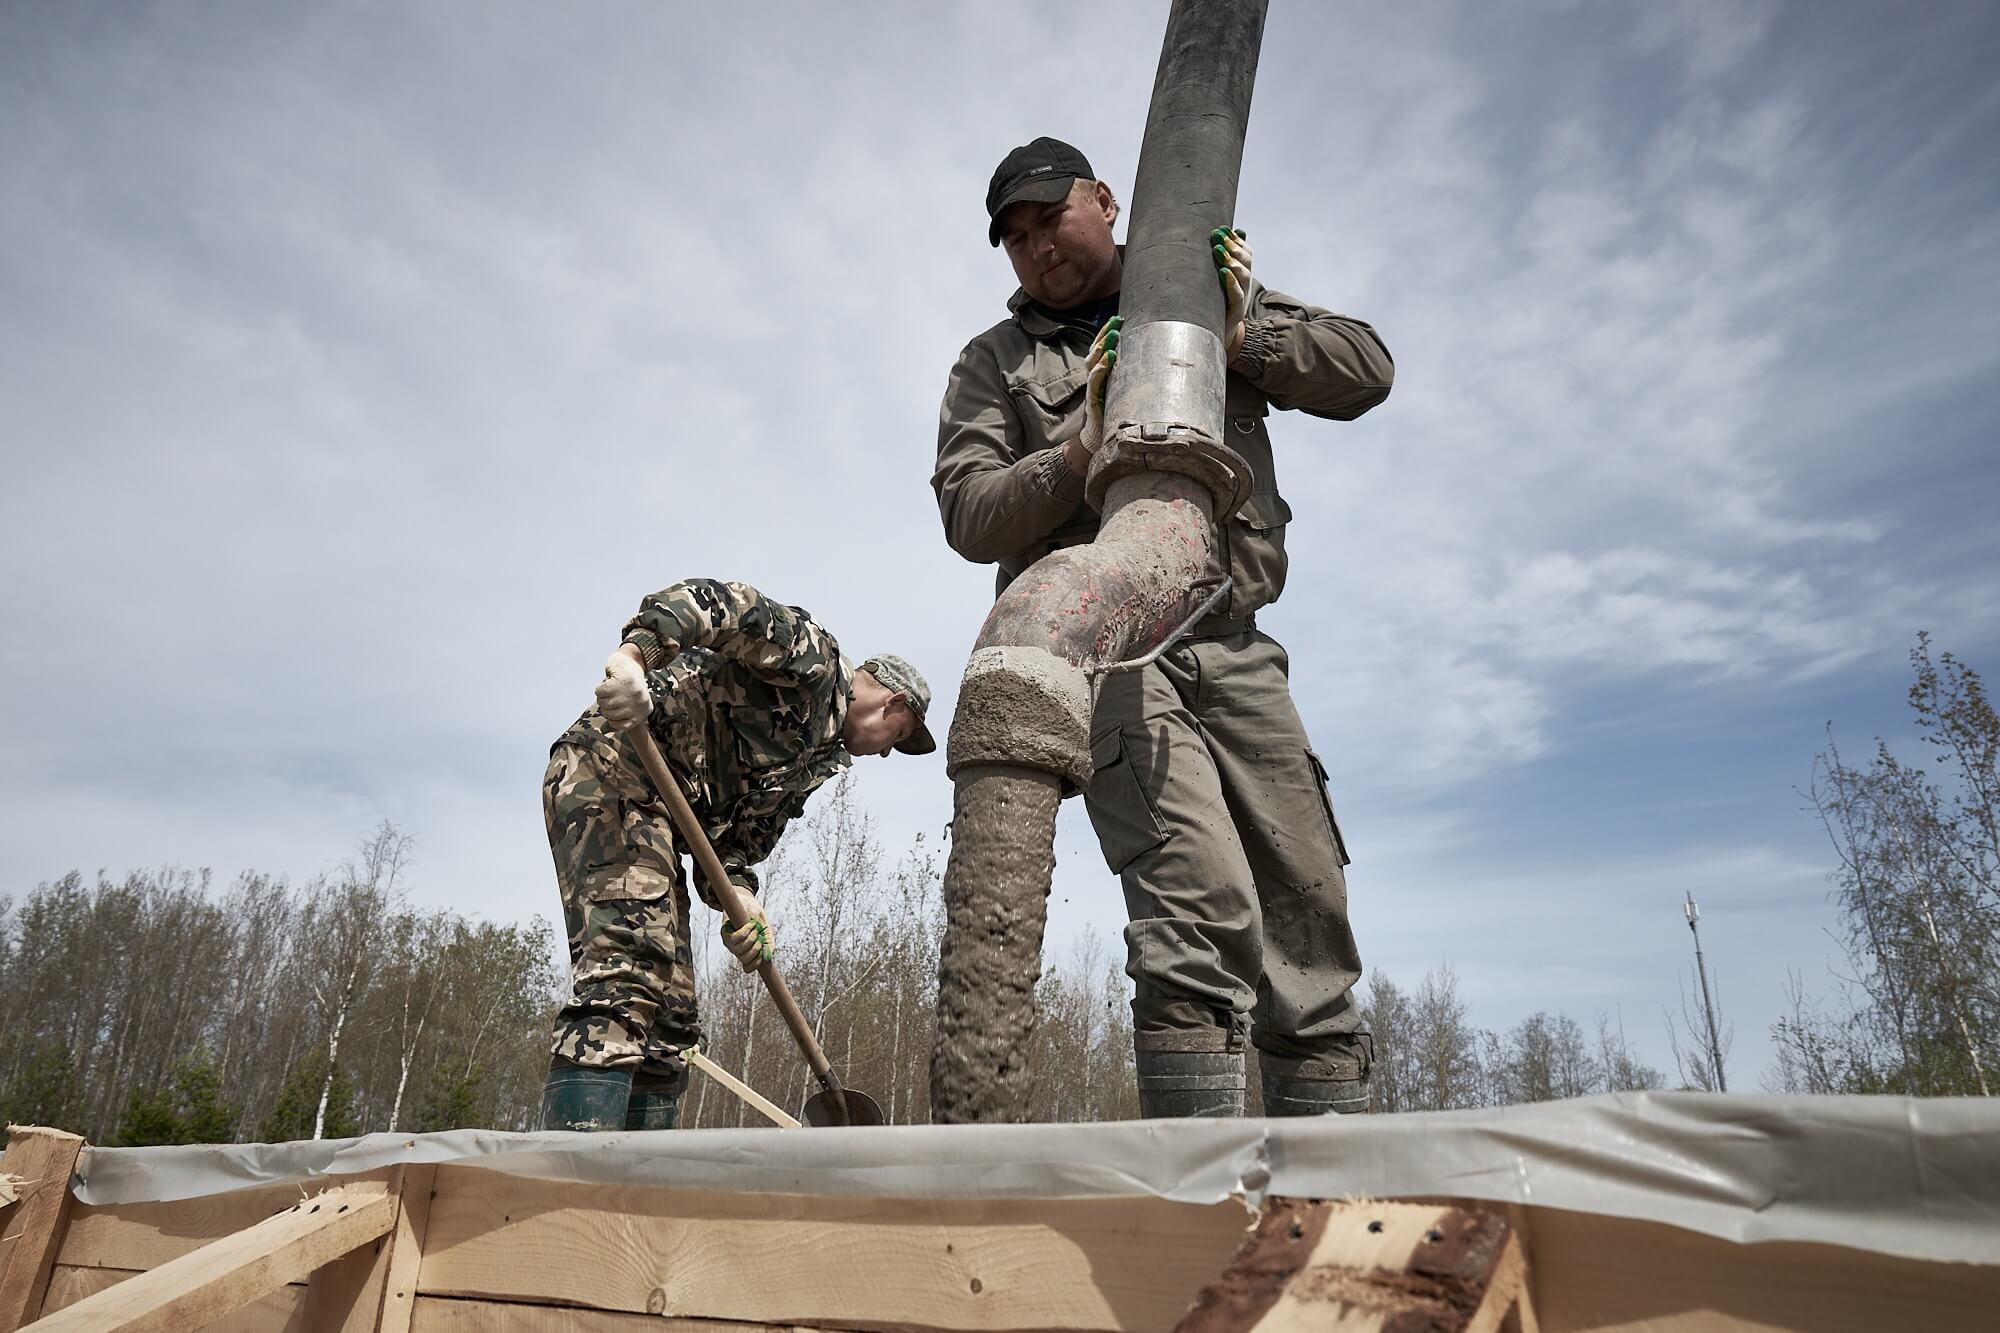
{"left": 3, "top": 1122, "right": 1998, "bottom": 1331}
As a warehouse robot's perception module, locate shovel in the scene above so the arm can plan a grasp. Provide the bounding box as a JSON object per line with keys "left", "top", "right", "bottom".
{"left": 625, "top": 724, "right": 883, "bottom": 1127}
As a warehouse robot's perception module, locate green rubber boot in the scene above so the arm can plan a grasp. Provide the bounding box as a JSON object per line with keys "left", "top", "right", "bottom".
{"left": 539, "top": 1060, "right": 631, "bottom": 1132}
{"left": 624, "top": 1066, "right": 688, "bottom": 1131}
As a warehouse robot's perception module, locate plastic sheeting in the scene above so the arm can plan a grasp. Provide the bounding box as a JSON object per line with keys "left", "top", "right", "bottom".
{"left": 69, "top": 1091, "right": 2000, "bottom": 1265}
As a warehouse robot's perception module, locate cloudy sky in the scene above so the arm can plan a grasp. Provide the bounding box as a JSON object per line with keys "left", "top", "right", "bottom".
{"left": 4, "top": 1, "right": 1996, "bottom": 1085}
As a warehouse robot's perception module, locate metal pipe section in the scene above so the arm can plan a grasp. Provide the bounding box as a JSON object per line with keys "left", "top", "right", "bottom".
{"left": 1086, "top": 0, "right": 1266, "bottom": 517}
{"left": 931, "top": 0, "right": 1267, "bottom": 1124}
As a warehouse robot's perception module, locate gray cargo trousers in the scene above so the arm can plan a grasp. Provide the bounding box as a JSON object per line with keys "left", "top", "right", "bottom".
{"left": 1085, "top": 627, "right": 1368, "bottom": 1080}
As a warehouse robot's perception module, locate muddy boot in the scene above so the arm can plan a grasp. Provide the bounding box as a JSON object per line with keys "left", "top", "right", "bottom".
{"left": 539, "top": 1059, "right": 631, "bottom": 1132}
{"left": 1260, "top": 1045, "right": 1372, "bottom": 1116}
{"left": 625, "top": 1065, "right": 688, "bottom": 1131}
{"left": 1261, "top": 1068, "right": 1370, "bottom": 1116}
{"left": 1136, "top": 1050, "right": 1246, "bottom": 1118}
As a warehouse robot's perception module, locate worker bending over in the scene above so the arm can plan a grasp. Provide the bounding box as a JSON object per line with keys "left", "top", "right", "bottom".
{"left": 540, "top": 577, "right": 933, "bottom": 1132}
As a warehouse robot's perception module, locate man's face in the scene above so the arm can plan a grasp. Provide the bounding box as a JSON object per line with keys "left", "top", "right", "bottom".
{"left": 841, "top": 694, "right": 916, "bottom": 758}
{"left": 998, "top": 179, "right": 1121, "bottom": 310}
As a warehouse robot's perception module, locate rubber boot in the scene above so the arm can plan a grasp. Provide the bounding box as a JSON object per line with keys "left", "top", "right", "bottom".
{"left": 1260, "top": 1066, "right": 1371, "bottom": 1116}
{"left": 1136, "top": 1049, "right": 1246, "bottom": 1118}
{"left": 625, "top": 1066, "right": 688, "bottom": 1131}
{"left": 539, "top": 1060, "right": 631, "bottom": 1132}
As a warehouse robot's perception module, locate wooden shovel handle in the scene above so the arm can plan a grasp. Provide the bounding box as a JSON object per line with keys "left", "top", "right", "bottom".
{"left": 625, "top": 724, "right": 836, "bottom": 1085}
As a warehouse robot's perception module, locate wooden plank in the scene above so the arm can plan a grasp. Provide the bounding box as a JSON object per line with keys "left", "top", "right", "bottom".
{"left": 26, "top": 1182, "right": 396, "bottom": 1331}
{"left": 58, "top": 1167, "right": 398, "bottom": 1271}
{"left": 0, "top": 1125, "right": 86, "bottom": 1331}
{"left": 40, "top": 1265, "right": 307, "bottom": 1331}
{"left": 418, "top": 1164, "right": 1251, "bottom": 1331}
{"left": 1520, "top": 1202, "right": 2000, "bottom": 1333}
{"left": 1174, "top": 1199, "right": 1532, "bottom": 1333}
{"left": 301, "top": 1164, "right": 445, "bottom": 1333}
{"left": 411, "top": 1293, "right": 833, "bottom": 1330}
{"left": 375, "top": 1163, "right": 438, "bottom": 1333}
{"left": 686, "top": 1049, "right": 801, "bottom": 1129}
{"left": 300, "top": 1233, "right": 388, "bottom": 1333}
{"left": 1500, "top": 1202, "right": 1541, "bottom": 1333}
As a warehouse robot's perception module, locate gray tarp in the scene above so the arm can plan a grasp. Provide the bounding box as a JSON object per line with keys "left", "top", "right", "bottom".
{"left": 67, "top": 1091, "right": 2000, "bottom": 1266}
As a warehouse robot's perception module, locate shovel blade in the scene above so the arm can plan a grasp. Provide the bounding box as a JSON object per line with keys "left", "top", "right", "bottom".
{"left": 802, "top": 1087, "right": 885, "bottom": 1127}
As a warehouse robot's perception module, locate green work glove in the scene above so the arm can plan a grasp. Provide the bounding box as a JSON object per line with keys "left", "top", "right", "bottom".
{"left": 1080, "top": 315, "right": 1122, "bottom": 455}
{"left": 720, "top": 891, "right": 775, "bottom": 972}
{"left": 1211, "top": 227, "right": 1252, "bottom": 359}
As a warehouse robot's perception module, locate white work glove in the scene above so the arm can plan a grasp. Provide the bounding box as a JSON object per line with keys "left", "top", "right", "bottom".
{"left": 1078, "top": 314, "right": 1123, "bottom": 456}
{"left": 720, "top": 891, "right": 774, "bottom": 972}
{"left": 595, "top": 648, "right": 651, "bottom": 729}
{"left": 1212, "top": 227, "right": 1253, "bottom": 361}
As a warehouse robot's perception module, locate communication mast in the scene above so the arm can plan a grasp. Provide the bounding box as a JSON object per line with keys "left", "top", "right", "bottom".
{"left": 1684, "top": 891, "right": 1727, "bottom": 1092}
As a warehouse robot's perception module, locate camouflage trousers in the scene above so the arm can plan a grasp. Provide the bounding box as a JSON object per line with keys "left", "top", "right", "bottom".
{"left": 1085, "top": 628, "right": 1368, "bottom": 1082}
{"left": 543, "top": 741, "right": 700, "bottom": 1076}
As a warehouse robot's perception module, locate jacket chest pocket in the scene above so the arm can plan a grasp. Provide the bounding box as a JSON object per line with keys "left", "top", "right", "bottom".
{"left": 1011, "top": 365, "right": 1089, "bottom": 443}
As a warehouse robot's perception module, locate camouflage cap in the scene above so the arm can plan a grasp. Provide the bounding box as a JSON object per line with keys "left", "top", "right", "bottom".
{"left": 859, "top": 654, "right": 937, "bottom": 756}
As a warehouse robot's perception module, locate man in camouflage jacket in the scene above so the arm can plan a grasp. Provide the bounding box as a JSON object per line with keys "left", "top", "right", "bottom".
{"left": 540, "top": 578, "right": 934, "bottom": 1132}
{"left": 932, "top": 139, "right": 1394, "bottom": 1117}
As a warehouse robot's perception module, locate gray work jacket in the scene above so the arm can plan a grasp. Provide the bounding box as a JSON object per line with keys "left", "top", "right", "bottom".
{"left": 931, "top": 278, "right": 1393, "bottom": 620}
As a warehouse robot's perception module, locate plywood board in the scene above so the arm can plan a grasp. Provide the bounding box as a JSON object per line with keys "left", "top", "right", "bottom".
{"left": 418, "top": 1164, "right": 1251, "bottom": 1331}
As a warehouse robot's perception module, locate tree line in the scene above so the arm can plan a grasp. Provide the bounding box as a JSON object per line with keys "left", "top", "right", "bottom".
{"left": 0, "top": 825, "right": 560, "bottom": 1145}
{"left": 3, "top": 634, "right": 1989, "bottom": 1143}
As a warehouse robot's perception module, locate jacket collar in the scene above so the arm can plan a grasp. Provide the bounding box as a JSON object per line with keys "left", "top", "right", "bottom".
{"left": 1007, "top": 286, "right": 1068, "bottom": 338}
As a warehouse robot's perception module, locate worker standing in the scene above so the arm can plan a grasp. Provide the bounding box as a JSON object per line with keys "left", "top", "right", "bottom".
{"left": 540, "top": 578, "right": 934, "bottom": 1132}
{"left": 931, "top": 139, "right": 1393, "bottom": 1117}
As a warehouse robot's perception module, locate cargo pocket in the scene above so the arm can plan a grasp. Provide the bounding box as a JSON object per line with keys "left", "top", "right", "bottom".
{"left": 1087, "top": 728, "right": 1169, "bottom": 874}
{"left": 1304, "top": 748, "right": 1352, "bottom": 867}
{"left": 587, "top": 761, "right": 682, "bottom": 905}
{"left": 1235, "top": 491, "right": 1292, "bottom": 535}
{"left": 1014, "top": 366, "right": 1089, "bottom": 437}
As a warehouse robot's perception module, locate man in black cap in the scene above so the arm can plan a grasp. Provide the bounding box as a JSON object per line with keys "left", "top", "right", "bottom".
{"left": 931, "top": 137, "right": 1395, "bottom": 1118}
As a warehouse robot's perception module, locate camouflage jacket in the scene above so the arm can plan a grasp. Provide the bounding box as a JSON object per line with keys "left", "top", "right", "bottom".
{"left": 932, "top": 276, "right": 1393, "bottom": 620}
{"left": 556, "top": 579, "right": 852, "bottom": 909}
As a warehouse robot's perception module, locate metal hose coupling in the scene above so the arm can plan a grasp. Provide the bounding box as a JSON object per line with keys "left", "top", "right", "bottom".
{"left": 1085, "top": 320, "right": 1252, "bottom": 520}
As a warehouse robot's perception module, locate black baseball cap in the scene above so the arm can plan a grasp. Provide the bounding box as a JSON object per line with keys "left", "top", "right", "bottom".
{"left": 985, "top": 137, "right": 1094, "bottom": 246}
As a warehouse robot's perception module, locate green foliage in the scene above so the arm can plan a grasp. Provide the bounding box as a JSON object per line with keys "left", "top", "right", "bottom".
{"left": 2, "top": 1040, "right": 86, "bottom": 1133}
{"left": 259, "top": 1057, "right": 359, "bottom": 1143}
{"left": 177, "top": 1048, "right": 239, "bottom": 1143}
{"left": 112, "top": 1047, "right": 240, "bottom": 1146}
{"left": 413, "top": 1066, "right": 485, "bottom": 1133}
{"left": 112, "top": 1088, "right": 186, "bottom": 1147}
